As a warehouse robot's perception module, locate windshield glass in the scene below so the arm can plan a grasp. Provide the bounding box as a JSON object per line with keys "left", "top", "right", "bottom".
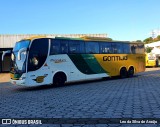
{"left": 11, "top": 40, "right": 30, "bottom": 73}
{"left": 13, "top": 40, "right": 30, "bottom": 52}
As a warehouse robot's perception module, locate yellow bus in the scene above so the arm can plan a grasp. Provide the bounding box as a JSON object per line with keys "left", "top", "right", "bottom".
{"left": 145, "top": 53, "right": 158, "bottom": 67}
{"left": 2, "top": 36, "right": 145, "bottom": 86}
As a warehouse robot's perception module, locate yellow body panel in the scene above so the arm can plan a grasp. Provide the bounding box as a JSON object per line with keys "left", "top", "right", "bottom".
{"left": 145, "top": 53, "right": 156, "bottom": 67}
{"left": 94, "top": 54, "right": 145, "bottom": 76}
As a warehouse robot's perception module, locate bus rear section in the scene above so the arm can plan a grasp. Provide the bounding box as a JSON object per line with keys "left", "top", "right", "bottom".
{"left": 146, "top": 53, "right": 158, "bottom": 67}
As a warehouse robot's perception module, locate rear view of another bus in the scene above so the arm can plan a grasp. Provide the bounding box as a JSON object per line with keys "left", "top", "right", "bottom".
{"left": 146, "top": 53, "right": 158, "bottom": 67}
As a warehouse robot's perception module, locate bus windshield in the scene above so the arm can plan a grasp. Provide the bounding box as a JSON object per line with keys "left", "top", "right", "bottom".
{"left": 11, "top": 40, "right": 30, "bottom": 73}
{"left": 13, "top": 40, "right": 30, "bottom": 51}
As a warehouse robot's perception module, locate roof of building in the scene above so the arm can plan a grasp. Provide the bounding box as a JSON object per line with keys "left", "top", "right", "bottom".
{"left": 0, "top": 34, "right": 107, "bottom": 48}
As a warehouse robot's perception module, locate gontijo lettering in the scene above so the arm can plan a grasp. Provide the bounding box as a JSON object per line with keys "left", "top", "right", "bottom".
{"left": 103, "top": 56, "right": 128, "bottom": 61}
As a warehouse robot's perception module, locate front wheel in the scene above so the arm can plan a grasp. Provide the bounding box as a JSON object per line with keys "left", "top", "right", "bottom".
{"left": 53, "top": 73, "right": 66, "bottom": 87}
{"left": 156, "top": 59, "right": 159, "bottom": 67}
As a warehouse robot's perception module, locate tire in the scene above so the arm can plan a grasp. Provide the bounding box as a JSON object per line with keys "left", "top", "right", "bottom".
{"left": 128, "top": 67, "right": 134, "bottom": 77}
{"left": 120, "top": 67, "right": 127, "bottom": 78}
{"left": 156, "top": 59, "right": 159, "bottom": 67}
{"left": 53, "top": 73, "right": 66, "bottom": 87}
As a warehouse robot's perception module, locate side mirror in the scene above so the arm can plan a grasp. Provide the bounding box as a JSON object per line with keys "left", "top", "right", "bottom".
{"left": 2, "top": 50, "right": 11, "bottom": 61}
{"left": 17, "top": 48, "right": 27, "bottom": 60}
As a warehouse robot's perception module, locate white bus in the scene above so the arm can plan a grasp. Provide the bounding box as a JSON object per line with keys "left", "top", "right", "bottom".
{"left": 2, "top": 36, "right": 145, "bottom": 86}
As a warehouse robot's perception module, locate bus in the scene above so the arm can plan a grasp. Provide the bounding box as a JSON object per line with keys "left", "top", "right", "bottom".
{"left": 2, "top": 36, "right": 145, "bottom": 86}
{"left": 145, "top": 53, "right": 159, "bottom": 67}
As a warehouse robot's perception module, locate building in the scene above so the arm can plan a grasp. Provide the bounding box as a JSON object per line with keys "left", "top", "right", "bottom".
{"left": 145, "top": 41, "right": 160, "bottom": 54}
{"left": 0, "top": 34, "right": 107, "bottom": 72}
{"left": 145, "top": 41, "right": 160, "bottom": 65}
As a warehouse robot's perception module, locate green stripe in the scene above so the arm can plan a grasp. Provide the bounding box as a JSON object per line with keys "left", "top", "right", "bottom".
{"left": 82, "top": 54, "right": 106, "bottom": 74}
{"left": 68, "top": 54, "right": 106, "bottom": 74}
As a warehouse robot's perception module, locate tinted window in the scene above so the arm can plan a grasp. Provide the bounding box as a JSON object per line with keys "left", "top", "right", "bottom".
{"left": 60, "top": 40, "right": 68, "bottom": 54}
{"left": 123, "top": 43, "right": 130, "bottom": 54}
{"left": 28, "top": 38, "right": 49, "bottom": 72}
{"left": 116, "top": 43, "right": 123, "bottom": 54}
{"left": 85, "top": 42, "right": 99, "bottom": 54}
{"left": 100, "top": 42, "right": 112, "bottom": 53}
{"left": 50, "top": 39, "right": 60, "bottom": 55}
{"left": 138, "top": 44, "right": 145, "bottom": 54}
{"left": 69, "top": 40, "right": 85, "bottom": 53}
{"left": 130, "top": 44, "right": 138, "bottom": 54}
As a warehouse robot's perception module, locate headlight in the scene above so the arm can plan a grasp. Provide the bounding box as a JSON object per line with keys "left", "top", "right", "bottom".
{"left": 19, "top": 77, "right": 26, "bottom": 80}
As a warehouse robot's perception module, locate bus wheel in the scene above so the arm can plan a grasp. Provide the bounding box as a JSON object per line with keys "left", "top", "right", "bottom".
{"left": 156, "top": 59, "right": 159, "bottom": 67}
{"left": 53, "top": 72, "right": 66, "bottom": 87}
{"left": 120, "top": 67, "right": 127, "bottom": 78}
{"left": 128, "top": 67, "right": 134, "bottom": 77}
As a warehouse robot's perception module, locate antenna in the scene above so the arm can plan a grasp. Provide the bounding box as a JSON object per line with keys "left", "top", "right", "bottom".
{"left": 151, "top": 30, "right": 156, "bottom": 39}
{"left": 158, "top": 28, "right": 160, "bottom": 36}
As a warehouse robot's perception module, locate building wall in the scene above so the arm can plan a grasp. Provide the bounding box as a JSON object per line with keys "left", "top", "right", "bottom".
{"left": 0, "top": 34, "right": 107, "bottom": 48}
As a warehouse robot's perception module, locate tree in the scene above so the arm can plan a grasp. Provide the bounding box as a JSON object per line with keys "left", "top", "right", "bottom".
{"left": 145, "top": 47, "right": 153, "bottom": 53}
{"left": 157, "top": 35, "right": 160, "bottom": 41}
{"left": 143, "top": 37, "right": 153, "bottom": 44}
{"left": 136, "top": 40, "right": 142, "bottom": 43}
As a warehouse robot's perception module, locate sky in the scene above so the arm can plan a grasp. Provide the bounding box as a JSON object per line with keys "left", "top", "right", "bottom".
{"left": 0, "top": 0, "right": 160, "bottom": 41}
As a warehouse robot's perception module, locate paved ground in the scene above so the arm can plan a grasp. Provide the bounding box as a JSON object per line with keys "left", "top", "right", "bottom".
{"left": 0, "top": 68, "right": 160, "bottom": 127}
{"left": 0, "top": 73, "right": 10, "bottom": 83}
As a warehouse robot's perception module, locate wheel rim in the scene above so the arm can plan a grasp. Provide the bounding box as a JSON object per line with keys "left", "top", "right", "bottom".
{"left": 128, "top": 68, "right": 134, "bottom": 77}
{"left": 120, "top": 68, "right": 127, "bottom": 78}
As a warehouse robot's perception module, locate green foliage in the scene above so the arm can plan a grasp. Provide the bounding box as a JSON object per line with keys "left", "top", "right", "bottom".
{"left": 145, "top": 47, "right": 153, "bottom": 53}
{"left": 143, "top": 35, "right": 160, "bottom": 44}
{"left": 157, "top": 35, "right": 160, "bottom": 40}
{"left": 143, "top": 37, "right": 153, "bottom": 44}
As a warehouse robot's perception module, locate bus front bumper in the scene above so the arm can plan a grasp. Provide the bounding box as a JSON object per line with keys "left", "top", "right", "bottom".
{"left": 10, "top": 79, "right": 25, "bottom": 86}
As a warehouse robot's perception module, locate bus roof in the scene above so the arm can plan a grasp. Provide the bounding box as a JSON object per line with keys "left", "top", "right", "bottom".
{"left": 19, "top": 36, "right": 144, "bottom": 44}
{"left": 20, "top": 35, "right": 47, "bottom": 41}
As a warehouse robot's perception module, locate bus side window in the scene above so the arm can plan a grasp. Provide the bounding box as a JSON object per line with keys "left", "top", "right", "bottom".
{"left": 69, "top": 40, "right": 80, "bottom": 54}
{"left": 123, "top": 43, "right": 130, "bottom": 54}
{"left": 138, "top": 44, "right": 145, "bottom": 54}
{"left": 85, "top": 42, "right": 99, "bottom": 54}
{"left": 60, "top": 40, "right": 68, "bottom": 54}
{"left": 100, "top": 42, "right": 112, "bottom": 54}
{"left": 111, "top": 43, "right": 117, "bottom": 53}
{"left": 116, "top": 43, "right": 123, "bottom": 54}
{"left": 130, "top": 44, "right": 138, "bottom": 54}
{"left": 50, "top": 39, "right": 60, "bottom": 55}
{"left": 112, "top": 43, "right": 123, "bottom": 54}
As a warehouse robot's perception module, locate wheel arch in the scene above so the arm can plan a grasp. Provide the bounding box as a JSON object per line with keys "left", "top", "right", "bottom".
{"left": 128, "top": 65, "right": 135, "bottom": 73}
{"left": 53, "top": 71, "right": 67, "bottom": 83}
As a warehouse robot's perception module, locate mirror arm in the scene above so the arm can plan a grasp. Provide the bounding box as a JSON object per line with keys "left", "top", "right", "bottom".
{"left": 18, "top": 48, "right": 27, "bottom": 61}
{"left": 2, "top": 50, "right": 11, "bottom": 61}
